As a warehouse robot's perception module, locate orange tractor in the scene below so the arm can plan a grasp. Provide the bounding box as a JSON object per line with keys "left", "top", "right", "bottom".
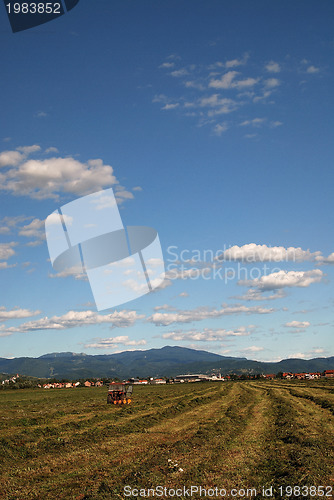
{"left": 107, "top": 382, "right": 133, "bottom": 405}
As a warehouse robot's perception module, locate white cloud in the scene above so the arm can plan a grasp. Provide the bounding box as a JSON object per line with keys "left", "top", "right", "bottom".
{"left": 270, "top": 121, "right": 283, "bottom": 128}
{"left": 84, "top": 336, "right": 146, "bottom": 349}
{"left": 17, "top": 145, "right": 41, "bottom": 155}
{"left": 0, "top": 215, "right": 31, "bottom": 234}
{"left": 170, "top": 69, "right": 189, "bottom": 77}
{"left": 235, "top": 77, "right": 260, "bottom": 89}
{"left": 213, "top": 122, "right": 229, "bottom": 135}
{"left": 184, "top": 81, "right": 205, "bottom": 90}
{"left": 307, "top": 65, "right": 319, "bottom": 74}
{"left": 48, "top": 266, "right": 87, "bottom": 280}
{"left": 18, "top": 218, "right": 45, "bottom": 239}
{"left": 265, "top": 61, "right": 281, "bottom": 73}
{"left": 240, "top": 118, "right": 266, "bottom": 127}
{"left": 148, "top": 304, "right": 274, "bottom": 326}
{"left": 234, "top": 289, "right": 286, "bottom": 302}
{"left": 219, "top": 244, "right": 321, "bottom": 263}
{"left": 225, "top": 54, "right": 249, "bottom": 68}
{"left": 162, "top": 325, "right": 253, "bottom": 342}
{"left": 198, "top": 95, "right": 238, "bottom": 115}
{"left": 239, "top": 269, "right": 323, "bottom": 291}
{"left": 154, "top": 304, "right": 175, "bottom": 311}
{"left": 0, "top": 309, "right": 144, "bottom": 336}
{"left": 0, "top": 150, "right": 24, "bottom": 167}
{"left": 162, "top": 103, "right": 179, "bottom": 110}
{"left": 264, "top": 78, "right": 280, "bottom": 88}
{"left": 152, "top": 94, "right": 169, "bottom": 103}
{"left": 315, "top": 252, "right": 334, "bottom": 265}
{"left": 0, "top": 242, "right": 17, "bottom": 261}
{"left": 0, "top": 306, "right": 41, "bottom": 322}
{"left": 0, "top": 262, "right": 16, "bottom": 269}
{"left": 0, "top": 148, "right": 132, "bottom": 201}
{"left": 45, "top": 147, "right": 59, "bottom": 154}
{"left": 209, "top": 71, "right": 239, "bottom": 89}
{"left": 309, "top": 347, "right": 326, "bottom": 355}
{"left": 159, "top": 62, "right": 175, "bottom": 69}
{"left": 179, "top": 292, "right": 189, "bottom": 297}
{"left": 285, "top": 320, "right": 310, "bottom": 329}
{"left": 288, "top": 352, "right": 307, "bottom": 359}
{"left": 241, "top": 345, "right": 264, "bottom": 353}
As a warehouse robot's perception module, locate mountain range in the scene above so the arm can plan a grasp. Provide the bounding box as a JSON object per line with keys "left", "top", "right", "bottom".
{"left": 1, "top": 346, "right": 333, "bottom": 380}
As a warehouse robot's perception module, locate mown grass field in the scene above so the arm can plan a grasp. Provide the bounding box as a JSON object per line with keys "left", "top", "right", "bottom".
{"left": 0, "top": 380, "right": 333, "bottom": 499}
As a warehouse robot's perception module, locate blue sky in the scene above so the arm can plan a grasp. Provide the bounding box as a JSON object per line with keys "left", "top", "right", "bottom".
{"left": 0, "top": 0, "right": 333, "bottom": 362}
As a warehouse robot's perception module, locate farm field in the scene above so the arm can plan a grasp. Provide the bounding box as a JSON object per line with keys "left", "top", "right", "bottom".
{"left": 0, "top": 380, "right": 333, "bottom": 500}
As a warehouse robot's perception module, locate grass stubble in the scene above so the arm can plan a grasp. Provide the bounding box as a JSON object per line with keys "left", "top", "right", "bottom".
{"left": 0, "top": 380, "right": 333, "bottom": 499}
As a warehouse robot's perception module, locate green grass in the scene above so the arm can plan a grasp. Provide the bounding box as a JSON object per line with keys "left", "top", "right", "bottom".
{"left": 0, "top": 381, "right": 333, "bottom": 499}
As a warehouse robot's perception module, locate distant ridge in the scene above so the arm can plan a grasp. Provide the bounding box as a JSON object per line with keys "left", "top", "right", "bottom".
{"left": 0, "top": 346, "right": 333, "bottom": 380}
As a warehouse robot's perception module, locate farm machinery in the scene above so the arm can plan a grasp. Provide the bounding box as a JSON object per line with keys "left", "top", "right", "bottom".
{"left": 107, "top": 382, "right": 133, "bottom": 405}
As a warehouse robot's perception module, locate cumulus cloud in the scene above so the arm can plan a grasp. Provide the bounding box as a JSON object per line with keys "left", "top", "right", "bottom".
{"left": 199, "top": 95, "right": 237, "bottom": 113}
{"left": 306, "top": 65, "right": 319, "bottom": 74}
{"left": 241, "top": 345, "right": 264, "bottom": 353}
{"left": 162, "top": 103, "right": 179, "bottom": 110}
{"left": 170, "top": 68, "right": 189, "bottom": 77}
{"left": 162, "top": 325, "right": 253, "bottom": 342}
{"left": 17, "top": 145, "right": 41, "bottom": 155}
{"left": 315, "top": 252, "right": 334, "bottom": 265}
{"left": 240, "top": 118, "right": 266, "bottom": 127}
{"left": 270, "top": 121, "right": 283, "bottom": 128}
{"left": 209, "top": 71, "right": 259, "bottom": 90}
{"left": 0, "top": 146, "right": 132, "bottom": 202}
{"left": 153, "top": 54, "right": 327, "bottom": 139}
{"left": 48, "top": 266, "right": 87, "bottom": 280}
{"left": 265, "top": 61, "right": 281, "bottom": 73}
{"left": 0, "top": 150, "right": 24, "bottom": 167}
{"left": 0, "top": 309, "right": 144, "bottom": 336}
{"left": 0, "top": 306, "right": 41, "bottom": 322}
{"left": 264, "top": 78, "right": 280, "bottom": 88}
{"left": 225, "top": 54, "right": 249, "bottom": 68}
{"left": 159, "top": 62, "right": 175, "bottom": 69}
{"left": 239, "top": 269, "right": 323, "bottom": 291}
{"left": 234, "top": 289, "right": 286, "bottom": 302}
{"left": 18, "top": 218, "right": 45, "bottom": 240}
{"left": 218, "top": 244, "right": 321, "bottom": 263}
{"left": 287, "top": 352, "right": 307, "bottom": 359}
{"left": 0, "top": 262, "right": 16, "bottom": 269}
{"left": 84, "top": 336, "right": 146, "bottom": 349}
{"left": 284, "top": 320, "right": 310, "bottom": 330}
{"left": 213, "top": 122, "right": 229, "bottom": 135}
{"left": 0, "top": 242, "right": 17, "bottom": 261}
{"left": 148, "top": 304, "right": 274, "bottom": 326}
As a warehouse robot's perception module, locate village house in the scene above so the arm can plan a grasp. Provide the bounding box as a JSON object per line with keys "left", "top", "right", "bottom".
{"left": 150, "top": 378, "right": 166, "bottom": 384}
